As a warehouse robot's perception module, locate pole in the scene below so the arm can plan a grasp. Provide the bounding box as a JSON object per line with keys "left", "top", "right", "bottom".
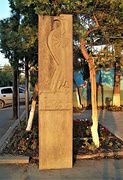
{"left": 25, "top": 58, "right": 29, "bottom": 121}
{"left": 17, "top": 69, "right": 20, "bottom": 121}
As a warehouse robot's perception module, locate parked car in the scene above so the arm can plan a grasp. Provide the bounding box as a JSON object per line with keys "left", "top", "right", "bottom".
{"left": 0, "top": 86, "right": 33, "bottom": 109}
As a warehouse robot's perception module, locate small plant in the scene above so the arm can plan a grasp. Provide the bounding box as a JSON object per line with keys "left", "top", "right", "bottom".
{"left": 2, "top": 116, "right": 123, "bottom": 158}
{"left": 73, "top": 119, "right": 92, "bottom": 138}
{"left": 73, "top": 118, "right": 123, "bottom": 155}
{"left": 107, "top": 105, "right": 123, "bottom": 112}
{"left": 4, "top": 115, "right": 39, "bottom": 156}
{"left": 17, "top": 124, "right": 38, "bottom": 152}
{"left": 88, "top": 142, "right": 97, "bottom": 151}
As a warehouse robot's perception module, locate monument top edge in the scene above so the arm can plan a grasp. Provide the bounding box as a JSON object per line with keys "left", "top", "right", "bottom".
{"left": 38, "top": 14, "right": 72, "bottom": 18}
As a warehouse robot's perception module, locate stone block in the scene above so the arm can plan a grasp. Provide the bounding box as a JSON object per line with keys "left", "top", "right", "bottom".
{"left": 38, "top": 14, "right": 73, "bottom": 169}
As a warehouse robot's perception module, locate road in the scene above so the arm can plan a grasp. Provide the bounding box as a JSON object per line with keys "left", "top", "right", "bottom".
{"left": 0, "top": 105, "right": 25, "bottom": 138}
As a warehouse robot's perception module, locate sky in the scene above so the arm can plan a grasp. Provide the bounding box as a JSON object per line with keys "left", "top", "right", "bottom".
{"left": 0, "top": 0, "right": 11, "bottom": 67}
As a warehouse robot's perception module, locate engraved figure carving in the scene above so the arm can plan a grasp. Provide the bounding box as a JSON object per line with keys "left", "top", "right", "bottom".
{"left": 48, "top": 19, "right": 70, "bottom": 93}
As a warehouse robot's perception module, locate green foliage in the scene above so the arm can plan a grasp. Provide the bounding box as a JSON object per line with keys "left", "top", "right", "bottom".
{"left": 30, "top": 70, "right": 38, "bottom": 89}
{"left": 0, "top": 0, "right": 38, "bottom": 67}
{"left": 0, "top": 0, "right": 123, "bottom": 70}
{"left": 0, "top": 6, "right": 21, "bottom": 65}
{"left": 73, "top": 119, "right": 92, "bottom": 138}
{"left": 0, "top": 64, "right": 13, "bottom": 86}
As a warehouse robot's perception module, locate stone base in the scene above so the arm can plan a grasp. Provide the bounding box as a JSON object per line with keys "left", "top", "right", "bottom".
{"left": 39, "top": 110, "right": 73, "bottom": 170}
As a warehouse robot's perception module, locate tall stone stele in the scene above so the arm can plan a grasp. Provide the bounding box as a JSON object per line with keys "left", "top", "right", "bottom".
{"left": 38, "top": 14, "right": 73, "bottom": 170}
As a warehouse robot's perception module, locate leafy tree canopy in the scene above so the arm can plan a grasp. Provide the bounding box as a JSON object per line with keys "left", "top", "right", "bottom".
{"left": 19, "top": 0, "right": 123, "bottom": 69}
{"left": 0, "top": 0, "right": 123, "bottom": 71}
{"left": 0, "top": 64, "right": 13, "bottom": 86}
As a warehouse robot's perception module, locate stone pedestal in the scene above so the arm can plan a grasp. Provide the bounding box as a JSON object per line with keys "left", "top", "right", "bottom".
{"left": 38, "top": 15, "right": 73, "bottom": 170}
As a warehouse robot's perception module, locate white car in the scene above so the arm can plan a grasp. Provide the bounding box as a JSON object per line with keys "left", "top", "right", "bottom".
{"left": 0, "top": 86, "right": 33, "bottom": 109}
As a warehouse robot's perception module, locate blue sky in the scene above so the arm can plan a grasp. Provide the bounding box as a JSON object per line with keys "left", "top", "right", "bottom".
{"left": 0, "top": 0, "right": 10, "bottom": 20}
{"left": 0, "top": 0, "right": 10, "bottom": 67}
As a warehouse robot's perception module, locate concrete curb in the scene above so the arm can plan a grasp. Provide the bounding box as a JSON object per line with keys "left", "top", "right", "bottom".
{"left": 0, "top": 110, "right": 26, "bottom": 153}
{"left": 32, "top": 150, "right": 123, "bottom": 161}
{"left": 75, "top": 150, "right": 123, "bottom": 160}
{"left": 0, "top": 155, "right": 29, "bottom": 164}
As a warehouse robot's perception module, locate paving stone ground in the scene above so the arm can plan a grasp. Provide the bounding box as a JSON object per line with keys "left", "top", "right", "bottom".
{"left": 0, "top": 159, "right": 123, "bottom": 180}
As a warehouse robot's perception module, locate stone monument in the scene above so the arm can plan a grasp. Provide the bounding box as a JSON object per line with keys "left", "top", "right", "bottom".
{"left": 38, "top": 14, "right": 73, "bottom": 170}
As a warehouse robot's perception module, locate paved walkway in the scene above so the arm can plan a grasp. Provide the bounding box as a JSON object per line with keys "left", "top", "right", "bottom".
{"left": 0, "top": 109, "right": 123, "bottom": 179}
{"left": 73, "top": 109, "right": 123, "bottom": 141}
{"left": 0, "top": 105, "right": 26, "bottom": 138}
{"left": 0, "top": 158, "right": 123, "bottom": 180}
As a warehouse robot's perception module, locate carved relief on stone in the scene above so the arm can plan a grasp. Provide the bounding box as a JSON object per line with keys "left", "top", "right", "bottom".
{"left": 38, "top": 15, "right": 72, "bottom": 110}
{"left": 48, "top": 19, "right": 70, "bottom": 94}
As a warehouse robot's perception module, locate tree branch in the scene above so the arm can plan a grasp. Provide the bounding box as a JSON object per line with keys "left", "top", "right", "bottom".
{"left": 87, "top": 13, "right": 99, "bottom": 36}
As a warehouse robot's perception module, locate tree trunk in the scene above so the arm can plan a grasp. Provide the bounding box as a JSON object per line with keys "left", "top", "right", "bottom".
{"left": 26, "top": 82, "right": 38, "bottom": 131}
{"left": 113, "top": 61, "right": 120, "bottom": 107}
{"left": 25, "top": 58, "right": 29, "bottom": 121}
{"left": 89, "top": 61, "right": 99, "bottom": 147}
{"left": 80, "top": 37, "right": 99, "bottom": 148}
{"left": 12, "top": 65, "right": 18, "bottom": 120}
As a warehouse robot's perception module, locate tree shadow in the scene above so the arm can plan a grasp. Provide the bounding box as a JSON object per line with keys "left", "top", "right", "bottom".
{"left": 98, "top": 107, "right": 121, "bottom": 179}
